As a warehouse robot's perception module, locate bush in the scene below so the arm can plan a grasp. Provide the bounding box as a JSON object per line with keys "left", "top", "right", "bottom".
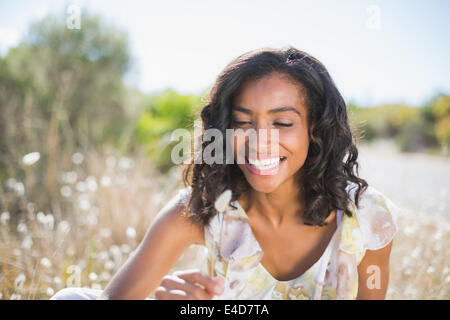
{"left": 135, "top": 89, "right": 203, "bottom": 172}
{"left": 432, "top": 95, "right": 450, "bottom": 148}
{"left": 394, "top": 118, "right": 438, "bottom": 152}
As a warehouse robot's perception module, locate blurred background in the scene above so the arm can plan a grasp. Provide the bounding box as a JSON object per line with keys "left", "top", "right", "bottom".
{"left": 0, "top": 0, "right": 449, "bottom": 300}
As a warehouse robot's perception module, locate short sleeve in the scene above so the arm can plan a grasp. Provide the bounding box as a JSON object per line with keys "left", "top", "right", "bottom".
{"left": 176, "top": 186, "right": 192, "bottom": 207}
{"left": 352, "top": 186, "right": 399, "bottom": 251}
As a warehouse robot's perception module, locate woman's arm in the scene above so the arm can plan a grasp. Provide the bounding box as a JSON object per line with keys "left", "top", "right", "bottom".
{"left": 99, "top": 194, "right": 204, "bottom": 299}
{"left": 356, "top": 240, "right": 394, "bottom": 300}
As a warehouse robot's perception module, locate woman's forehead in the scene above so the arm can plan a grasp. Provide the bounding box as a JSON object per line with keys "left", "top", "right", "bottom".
{"left": 233, "top": 74, "right": 308, "bottom": 116}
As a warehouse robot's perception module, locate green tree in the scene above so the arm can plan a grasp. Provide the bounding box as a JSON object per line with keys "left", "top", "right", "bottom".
{"left": 0, "top": 8, "right": 132, "bottom": 208}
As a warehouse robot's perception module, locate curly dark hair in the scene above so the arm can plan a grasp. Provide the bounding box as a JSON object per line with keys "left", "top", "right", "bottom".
{"left": 182, "top": 46, "right": 368, "bottom": 227}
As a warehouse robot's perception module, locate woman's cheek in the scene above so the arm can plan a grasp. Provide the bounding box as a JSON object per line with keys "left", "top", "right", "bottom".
{"left": 282, "top": 132, "right": 310, "bottom": 163}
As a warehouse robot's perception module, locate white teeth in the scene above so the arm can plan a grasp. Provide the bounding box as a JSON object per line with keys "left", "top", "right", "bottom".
{"left": 247, "top": 157, "right": 280, "bottom": 170}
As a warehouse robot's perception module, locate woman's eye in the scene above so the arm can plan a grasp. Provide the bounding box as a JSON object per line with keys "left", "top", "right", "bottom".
{"left": 233, "top": 120, "right": 251, "bottom": 126}
{"left": 232, "top": 120, "right": 293, "bottom": 127}
{"left": 274, "top": 122, "right": 293, "bottom": 127}
{"left": 233, "top": 120, "right": 293, "bottom": 127}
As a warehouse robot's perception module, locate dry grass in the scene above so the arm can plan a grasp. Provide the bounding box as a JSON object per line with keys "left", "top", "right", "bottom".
{"left": 0, "top": 150, "right": 206, "bottom": 300}
{"left": 0, "top": 149, "right": 448, "bottom": 299}
{"left": 387, "top": 207, "right": 449, "bottom": 299}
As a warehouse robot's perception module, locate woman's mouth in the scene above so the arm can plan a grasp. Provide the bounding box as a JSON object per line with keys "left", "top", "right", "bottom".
{"left": 245, "top": 156, "right": 287, "bottom": 176}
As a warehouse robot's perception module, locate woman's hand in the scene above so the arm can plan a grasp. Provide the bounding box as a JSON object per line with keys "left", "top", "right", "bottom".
{"left": 154, "top": 269, "right": 224, "bottom": 300}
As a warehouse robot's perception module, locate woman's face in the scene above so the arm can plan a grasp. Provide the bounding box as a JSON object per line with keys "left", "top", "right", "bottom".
{"left": 232, "top": 71, "right": 311, "bottom": 193}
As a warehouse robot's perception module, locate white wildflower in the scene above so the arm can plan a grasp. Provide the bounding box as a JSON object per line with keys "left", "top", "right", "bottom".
{"left": 104, "top": 260, "right": 115, "bottom": 270}
{"left": 37, "top": 212, "right": 54, "bottom": 230}
{"left": 71, "top": 152, "right": 84, "bottom": 165}
{"left": 100, "top": 176, "right": 111, "bottom": 187}
{"left": 17, "top": 222, "right": 27, "bottom": 234}
{"left": 86, "top": 176, "right": 98, "bottom": 192}
{"left": 53, "top": 276, "right": 62, "bottom": 286}
{"left": 61, "top": 171, "right": 77, "bottom": 184}
{"left": 36, "top": 211, "right": 45, "bottom": 223}
{"left": 46, "top": 287, "right": 54, "bottom": 296}
{"left": 57, "top": 220, "right": 71, "bottom": 234}
{"left": 85, "top": 212, "right": 98, "bottom": 226}
{"left": 120, "top": 244, "right": 131, "bottom": 253}
{"left": 46, "top": 213, "right": 54, "bottom": 230}
{"left": 14, "top": 182, "right": 24, "bottom": 196}
{"left": 214, "top": 189, "right": 232, "bottom": 213}
{"left": 126, "top": 227, "right": 136, "bottom": 239}
{"left": 99, "top": 228, "right": 112, "bottom": 238}
{"left": 22, "top": 152, "right": 40, "bottom": 166}
{"left": 118, "top": 157, "right": 134, "bottom": 170}
{"left": 411, "top": 247, "right": 421, "bottom": 259}
{"left": 106, "top": 156, "right": 116, "bottom": 168}
{"left": 78, "top": 198, "right": 91, "bottom": 211}
{"left": 403, "top": 268, "right": 413, "bottom": 276}
{"left": 75, "top": 181, "right": 87, "bottom": 193}
{"left": 14, "top": 273, "right": 26, "bottom": 290}
{"left": 6, "top": 178, "right": 17, "bottom": 189}
{"left": 98, "top": 251, "right": 109, "bottom": 261}
{"left": 109, "top": 245, "right": 122, "bottom": 258}
{"left": 89, "top": 272, "right": 98, "bottom": 282}
{"left": 40, "top": 257, "right": 52, "bottom": 268}
{"left": 60, "top": 185, "right": 72, "bottom": 198}
{"left": 21, "top": 235, "right": 33, "bottom": 250}
{"left": 1, "top": 211, "right": 10, "bottom": 225}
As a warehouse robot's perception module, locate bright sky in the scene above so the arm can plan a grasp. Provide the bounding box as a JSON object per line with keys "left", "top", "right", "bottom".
{"left": 0, "top": 0, "right": 449, "bottom": 107}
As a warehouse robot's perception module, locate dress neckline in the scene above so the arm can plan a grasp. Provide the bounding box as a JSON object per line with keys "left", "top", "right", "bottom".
{"left": 232, "top": 199, "right": 343, "bottom": 283}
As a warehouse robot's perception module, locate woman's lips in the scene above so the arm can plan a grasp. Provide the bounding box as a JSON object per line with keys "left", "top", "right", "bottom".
{"left": 245, "top": 156, "right": 286, "bottom": 176}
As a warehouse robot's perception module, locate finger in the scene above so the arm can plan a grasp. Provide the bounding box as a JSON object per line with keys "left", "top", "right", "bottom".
{"left": 177, "top": 271, "right": 224, "bottom": 296}
{"left": 174, "top": 270, "right": 224, "bottom": 295}
{"left": 154, "top": 286, "right": 193, "bottom": 300}
{"left": 160, "top": 275, "right": 213, "bottom": 300}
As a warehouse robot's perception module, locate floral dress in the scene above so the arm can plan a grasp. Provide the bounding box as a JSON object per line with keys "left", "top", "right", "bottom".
{"left": 177, "top": 183, "right": 398, "bottom": 300}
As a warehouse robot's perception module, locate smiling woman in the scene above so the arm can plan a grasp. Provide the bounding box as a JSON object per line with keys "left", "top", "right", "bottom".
{"left": 178, "top": 46, "right": 398, "bottom": 299}
{"left": 184, "top": 47, "right": 371, "bottom": 228}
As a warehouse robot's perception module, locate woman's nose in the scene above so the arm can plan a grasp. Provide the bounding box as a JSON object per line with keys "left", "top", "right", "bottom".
{"left": 248, "top": 126, "right": 279, "bottom": 157}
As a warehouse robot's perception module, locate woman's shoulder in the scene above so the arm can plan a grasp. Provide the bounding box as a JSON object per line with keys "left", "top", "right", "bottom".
{"left": 172, "top": 186, "right": 205, "bottom": 245}
{"left": 345, "top": 182, "right": 399, "bottom": 251}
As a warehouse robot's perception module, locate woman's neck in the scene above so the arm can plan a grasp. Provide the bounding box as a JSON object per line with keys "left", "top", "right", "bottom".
{"left": 240, "top": 178, "right": 305, "bottom": 228}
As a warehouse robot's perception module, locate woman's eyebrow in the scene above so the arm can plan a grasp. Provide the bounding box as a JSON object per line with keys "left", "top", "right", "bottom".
{"left": 232, "top": 105, "right": 302, "bottom": 117}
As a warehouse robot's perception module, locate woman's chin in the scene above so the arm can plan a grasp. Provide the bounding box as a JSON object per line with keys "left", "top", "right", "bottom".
{"left": 245, "top": 176, "right": 282, "bottom": 194}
